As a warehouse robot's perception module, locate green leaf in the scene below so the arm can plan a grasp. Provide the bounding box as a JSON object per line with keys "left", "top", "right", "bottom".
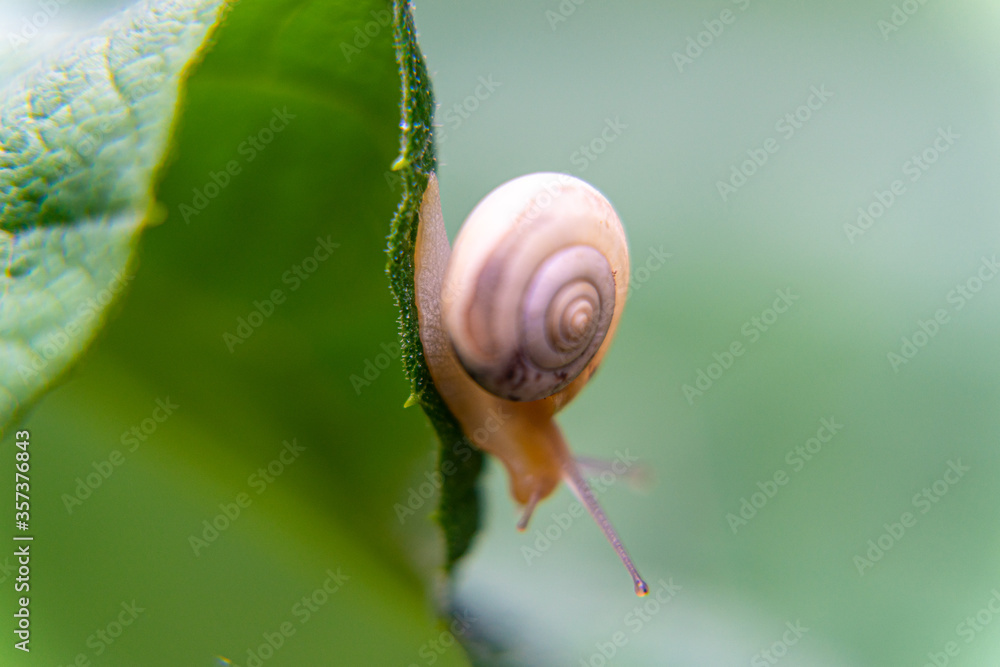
{"left": 0, "top": 0, "right": 227, "bottom": 433}
{"left": 0, "top": 0, "right": 475, "bottom": 663}
{"left": 387, "top": 0, "right": 485, "bottom": 571}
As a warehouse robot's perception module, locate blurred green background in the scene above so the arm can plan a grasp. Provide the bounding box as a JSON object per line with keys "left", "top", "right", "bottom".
{"left": 2, "top": 0, "right": 1000, "bottom": 666}
{"left": 415, "top": 1, "right": 1000, "bottom": 666}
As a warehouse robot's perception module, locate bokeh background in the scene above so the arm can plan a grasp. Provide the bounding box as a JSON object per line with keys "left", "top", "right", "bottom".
{"left": 2, "top": 0, "right": 999, "bottom": 665}
{"left": 416, "top": 1, "right": 1000, "bottom": 665}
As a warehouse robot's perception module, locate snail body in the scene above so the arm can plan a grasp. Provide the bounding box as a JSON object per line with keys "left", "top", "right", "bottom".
{"left": 414, "top": 172, "right": 647, "bottom": 596}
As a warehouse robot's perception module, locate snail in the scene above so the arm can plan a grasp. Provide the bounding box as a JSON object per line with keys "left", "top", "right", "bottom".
{"left": 414, "top": 171, "right": 648, "bottom": 596}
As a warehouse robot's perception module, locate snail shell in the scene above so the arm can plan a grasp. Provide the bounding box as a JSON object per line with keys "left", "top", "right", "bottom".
{"left": 441, "top": 173, "right": 629, "bottom": 402}
{"left": 414, "top": 172, "right": 647, "bottom": 596}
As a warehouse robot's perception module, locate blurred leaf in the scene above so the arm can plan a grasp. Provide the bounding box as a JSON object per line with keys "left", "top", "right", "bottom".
{"left": 0, "top": 0, "right": 227, "bottom": 434}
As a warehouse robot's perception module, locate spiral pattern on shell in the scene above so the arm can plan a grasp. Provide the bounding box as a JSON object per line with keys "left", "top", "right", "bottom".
{"left": 442, "top": 173, "right": 629, "bottom": 402}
